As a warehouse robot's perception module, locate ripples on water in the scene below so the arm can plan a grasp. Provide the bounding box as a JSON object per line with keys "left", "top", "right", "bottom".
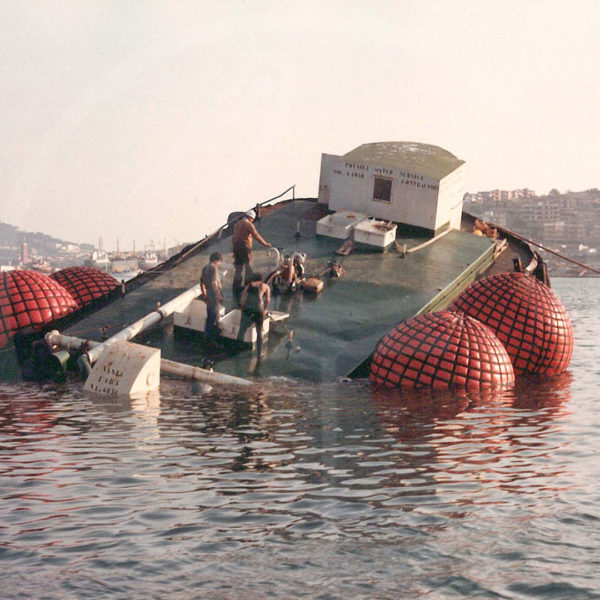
{"left": 1, "top": 279, "right": 599, "bottom": 599}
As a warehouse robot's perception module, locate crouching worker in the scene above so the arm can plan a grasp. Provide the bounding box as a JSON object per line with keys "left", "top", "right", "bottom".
{"left": 237, "top": 273, "right": 270, "bottom": 360}
{"left": 200, "top": 252, "right": 224, "bottom": 340}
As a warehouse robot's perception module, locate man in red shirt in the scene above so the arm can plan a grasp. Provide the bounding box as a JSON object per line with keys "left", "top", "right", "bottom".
{"left": 232, "top": 210, "right": 271, "bottom": 305}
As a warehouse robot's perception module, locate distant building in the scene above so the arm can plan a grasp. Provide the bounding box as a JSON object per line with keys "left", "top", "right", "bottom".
{"left": 318, "top": 141, "right": 466, "bottom": 234}
{"left": 20, "top": 242, "right": 29, "bottom": 264}
{"left": 464, "top": 188, "right": 536, "bottom": 203}
{"left": 515, "top": 198, "right": 562, "bottom": 223}
{"left": 56, "top": 242, "right": 80, "bottom": 253}
{"left": 514, "top": 188, "right": 536, "bottom": 199}
{"left": 489, "top": 189, "right": 511, "bottom": 202}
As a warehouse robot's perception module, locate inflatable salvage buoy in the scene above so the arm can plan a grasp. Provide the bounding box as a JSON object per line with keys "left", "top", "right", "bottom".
{"left": 0, "top": 270, "right": 78, "bottom": 348}
{"left": 451, "top": 272, "right": 573, "bottom": 376}
{"left": 370, "top": 311, "right": 515, "bottom": 390}
{"left": 52, "top": 266, "right": 119, "bottom": 309}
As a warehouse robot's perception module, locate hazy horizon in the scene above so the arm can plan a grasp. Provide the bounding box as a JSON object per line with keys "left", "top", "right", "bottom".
{"left": 2, "top": 1, "right": 599, "bottom": 251}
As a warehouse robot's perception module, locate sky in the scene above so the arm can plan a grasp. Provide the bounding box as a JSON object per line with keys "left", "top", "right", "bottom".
{"left": 1, "top": 0, "right": 599, "bottom": 251}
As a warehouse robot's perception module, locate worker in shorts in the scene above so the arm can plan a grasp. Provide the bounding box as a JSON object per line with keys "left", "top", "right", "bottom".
{"left": 237, "top": 273, "right": 270, "bottom": 361}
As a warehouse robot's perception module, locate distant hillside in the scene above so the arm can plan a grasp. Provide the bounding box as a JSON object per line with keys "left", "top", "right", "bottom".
{"left": 0, "top": 221, "right": 93, "bottom": 256}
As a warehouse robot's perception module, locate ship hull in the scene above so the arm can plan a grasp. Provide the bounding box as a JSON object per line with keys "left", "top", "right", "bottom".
{"left": 5, "top": 198, "right": 540, "bottom": 383}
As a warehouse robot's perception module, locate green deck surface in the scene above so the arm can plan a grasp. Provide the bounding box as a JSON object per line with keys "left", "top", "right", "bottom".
{"left": 65, "top": 200, "right": 496, "bottom": 382}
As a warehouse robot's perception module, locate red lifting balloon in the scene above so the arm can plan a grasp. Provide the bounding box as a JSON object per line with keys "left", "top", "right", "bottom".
{"left": 52, "top": 266, "right": 119, "bottom": 309}
{"left": 0, "top": 270, "right": 78, "bottom": 348}
{"left": 370, "top": 311, "right": 515, "bottom": 390}
{"left": 452, "top": 272, "right": 573, "bottom": 376}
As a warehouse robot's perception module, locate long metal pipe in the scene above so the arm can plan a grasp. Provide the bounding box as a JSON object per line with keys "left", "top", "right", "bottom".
{"left": 86, "top": 283, "right": 202, "bottom": 364}
{"left": 44, "top": 330, "right": 253, "bottom": 387}
{"left": 159, "top": 359, "right": 252, "bottom": 387}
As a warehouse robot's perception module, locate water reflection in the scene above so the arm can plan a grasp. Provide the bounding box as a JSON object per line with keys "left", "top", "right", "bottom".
{"left": 0, "top": 369, "right": 590, "bottom": 597}
{"left": 369, "top": 373, "right": 573, "bottom": 510}
{"left": 0, "top": 360, "right": 584, "bottom": 582}
{"left": 370, "top": 386, "right": 471, "bottom": 440}
{"left": 130, "top": 389, "right": 161, "bottom": 428}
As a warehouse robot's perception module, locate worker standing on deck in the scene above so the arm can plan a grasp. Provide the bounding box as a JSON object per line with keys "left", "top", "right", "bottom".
{"left": 200, "top": 251, "right": 224, "bottom": 340}
{"left": 232, "top": 209, "right": 271, "bottom": 305}
{"left": 238, "top": 273, "right": 270, "bottom": 361}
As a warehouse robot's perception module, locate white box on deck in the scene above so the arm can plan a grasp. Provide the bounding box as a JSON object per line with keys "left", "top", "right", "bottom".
{"left": 174, "top": 299, "right": 225, "bottom": 332}
{"left": 219, "top": 309, "right": 270, "bottom": 345}
{"left": 174, "top": 301, "right": 288, "bottom": 344}
{"left": 316, "top": 210, "right": 369, "bottom": 239}
{"left": 353, "top": 219, "right": 397, "bottom": 249}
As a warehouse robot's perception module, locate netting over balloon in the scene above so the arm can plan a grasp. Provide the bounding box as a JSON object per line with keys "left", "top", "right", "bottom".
{"left": 0, "top": 270, "right": 78, "bottom": 348}
{"left": 370, "top": 311, "right": 515, "bottom": 390}
{"left": 52, "top": 266, "right": 119, "bottom": 309}
{"left": 451, "top": 272, "right": 573, "bottom": 376}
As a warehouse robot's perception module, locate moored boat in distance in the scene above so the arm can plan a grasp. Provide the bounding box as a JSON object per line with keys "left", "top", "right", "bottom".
{"left": 140, "top": 250, "right": 159, "bottom": 270}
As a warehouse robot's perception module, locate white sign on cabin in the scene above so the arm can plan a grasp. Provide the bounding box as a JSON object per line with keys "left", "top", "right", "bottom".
{"left": 317, "top": 141, "right": 466, "bottom": 234}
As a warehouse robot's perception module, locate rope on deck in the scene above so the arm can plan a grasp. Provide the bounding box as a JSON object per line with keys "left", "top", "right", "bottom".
{"left": 489, "top": 223, "right": 600, "bottom": 276}
{"left": 394, "top": 227, "right": 452, "bottom": 255}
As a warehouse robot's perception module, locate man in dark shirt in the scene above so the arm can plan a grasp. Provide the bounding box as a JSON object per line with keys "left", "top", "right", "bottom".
{"left": 237, "top": 273, "right": 271, "bottom": 361}
{"left": 232, "top": 210, "right": 271, "bottom": 305}
{"left": 200, "top": 252, "right": 223, "bottom": 340}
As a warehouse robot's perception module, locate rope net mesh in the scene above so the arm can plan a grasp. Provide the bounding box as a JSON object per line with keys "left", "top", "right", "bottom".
{"left": 451, "top": 272, "right": 573, "bottom": 376}
{"left": 52, "top": 266, "right": 119, "bottom": 309}
{"left": 370, "top": 311, "right": 515, "bottom": 390}
{"left": 0, "top": 270, "right": 78, "bottom": 348}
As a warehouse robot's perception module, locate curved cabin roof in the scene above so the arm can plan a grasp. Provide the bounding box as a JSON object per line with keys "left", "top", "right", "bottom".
{"left": 343, "top": 141, "right": 464, "bottom": 180}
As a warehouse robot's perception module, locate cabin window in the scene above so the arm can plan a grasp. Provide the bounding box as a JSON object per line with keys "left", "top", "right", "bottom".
{"left": 373, "top": 177, "right": 392, "bottom": 203}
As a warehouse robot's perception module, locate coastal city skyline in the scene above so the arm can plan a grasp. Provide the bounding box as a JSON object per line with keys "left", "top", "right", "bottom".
{"left": 2, "top": 183, "right": 598, "bottom": 280}
{"left": 2, "top": 1, "right": 599, "bottom": 251}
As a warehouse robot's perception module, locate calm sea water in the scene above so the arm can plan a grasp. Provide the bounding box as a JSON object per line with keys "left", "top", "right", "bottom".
{"left": 1, "top": 278, "right": 599, "bottom": 599}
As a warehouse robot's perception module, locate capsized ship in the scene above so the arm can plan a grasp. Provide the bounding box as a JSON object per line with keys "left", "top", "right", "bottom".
{"left": 6, "top": 142, "right": 546, "bottom": 391}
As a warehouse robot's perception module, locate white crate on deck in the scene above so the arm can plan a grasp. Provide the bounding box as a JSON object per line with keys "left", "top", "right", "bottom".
{"left": 174, "top": 299, "right": 225, "bottom": 332}
{"left": 220, "top": 309, "right": 270, "bottom": 345}
{"left": 316, "top": 209, "right": 369, "bottom": 239}
{"left": 353, "top": 218, "right": 397, "bottom": 249}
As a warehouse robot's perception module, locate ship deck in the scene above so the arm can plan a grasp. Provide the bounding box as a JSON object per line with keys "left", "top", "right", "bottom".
{"left": 64, "top": 200, "right": 499, "bottom": 382}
